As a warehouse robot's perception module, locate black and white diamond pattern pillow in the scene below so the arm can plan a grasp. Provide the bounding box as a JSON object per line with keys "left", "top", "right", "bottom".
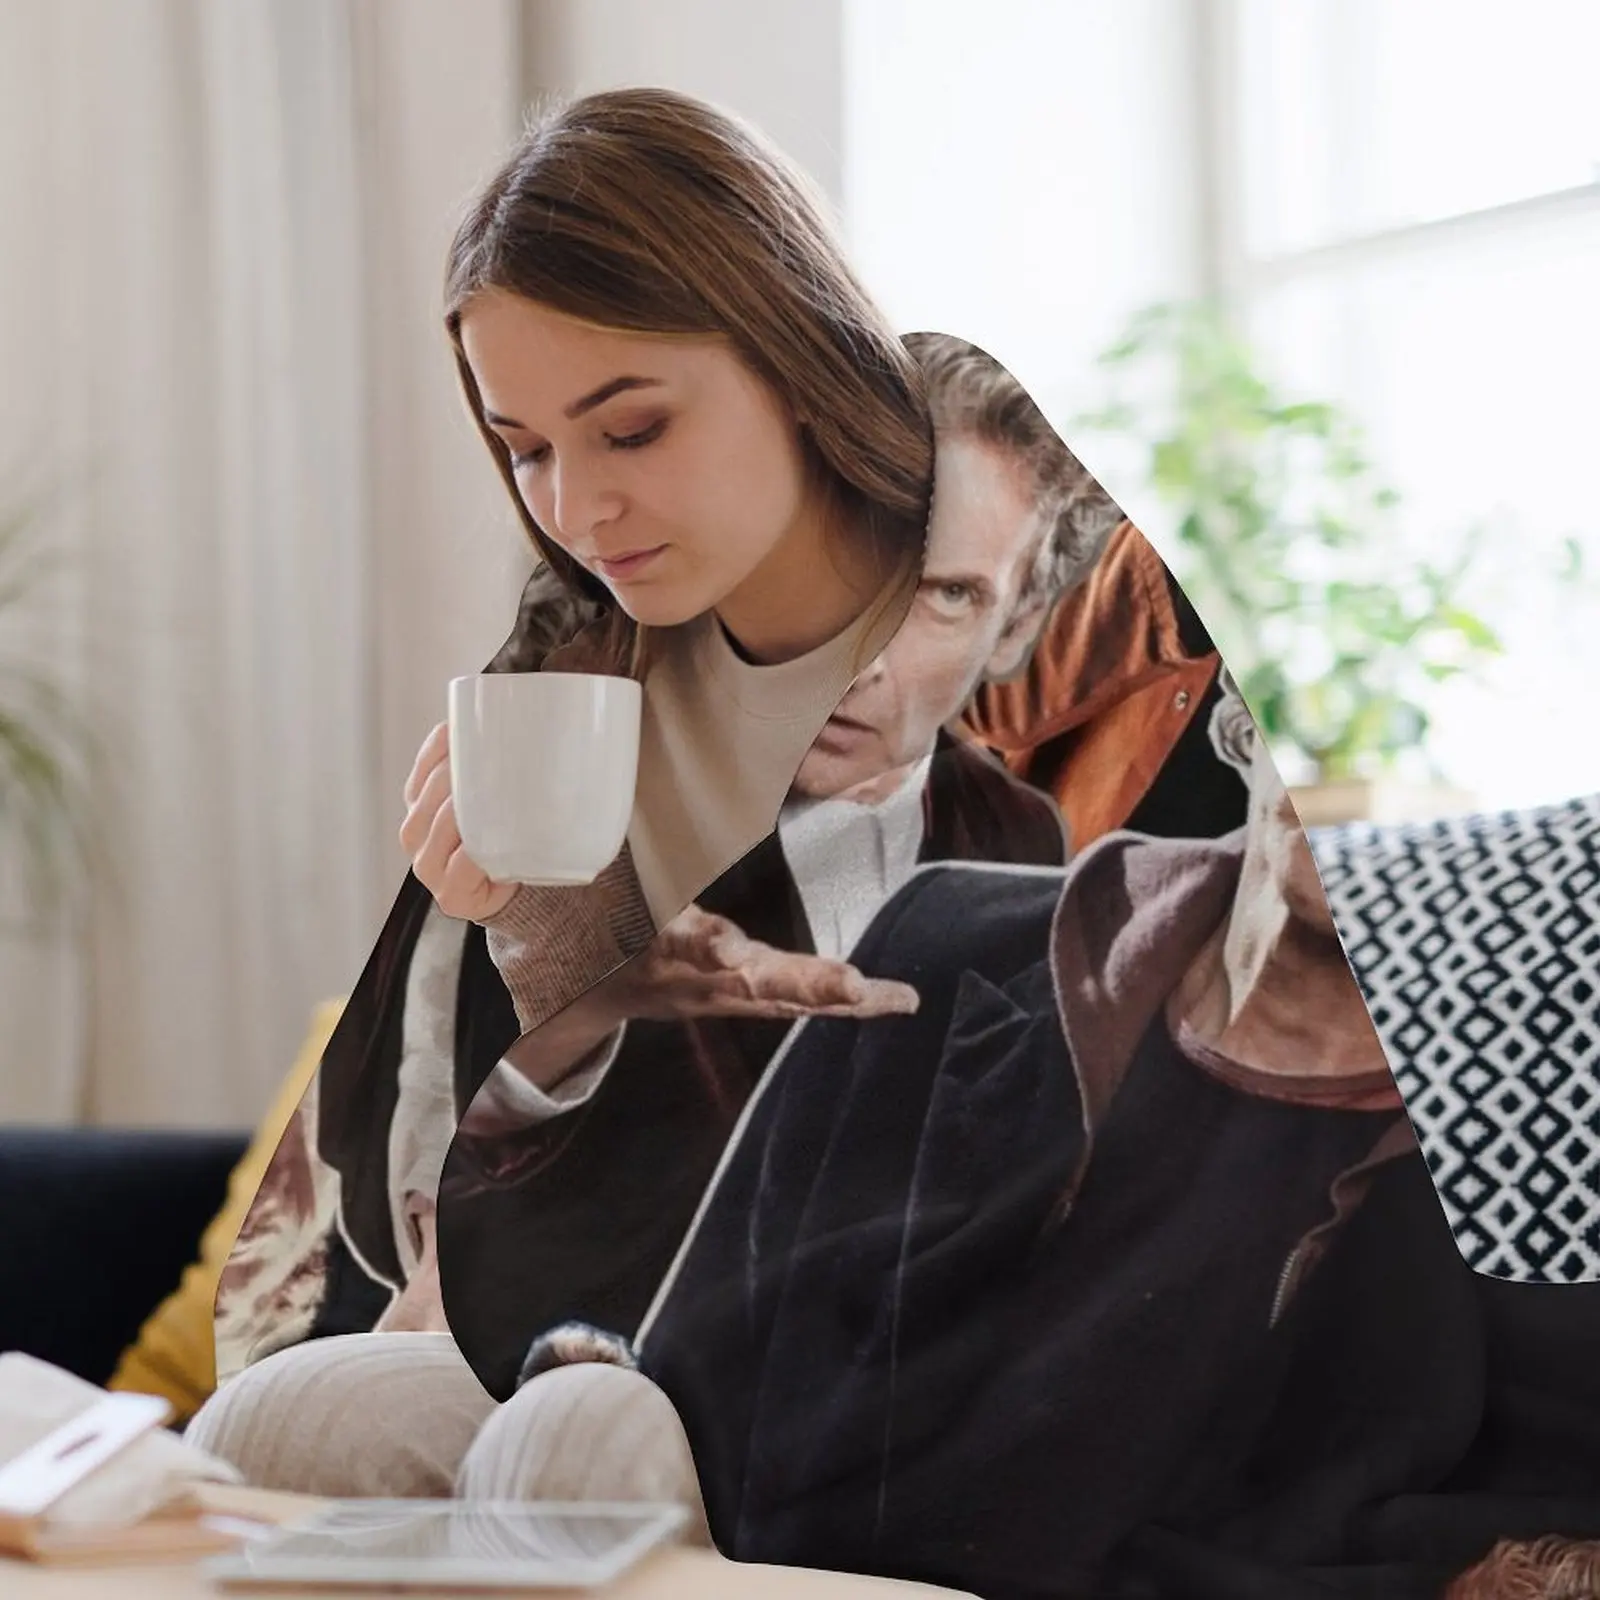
{"left": 1311, "top": 794, "right": 1600, "bottom": 1283}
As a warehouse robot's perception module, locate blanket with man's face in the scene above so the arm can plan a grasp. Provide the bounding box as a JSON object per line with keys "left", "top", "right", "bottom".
{"left": 219, "top": 335, "right": 1600, "bottom": 1600}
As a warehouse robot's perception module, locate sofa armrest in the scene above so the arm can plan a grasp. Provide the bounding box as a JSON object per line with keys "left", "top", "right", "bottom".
{"left": 0, "top": 1126, "right": 249, "bottom": 1384}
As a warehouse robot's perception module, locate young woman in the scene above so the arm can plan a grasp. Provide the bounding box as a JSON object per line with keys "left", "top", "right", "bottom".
{"left": 193, "top": 86, "right": 931, "bottom": 1498}
{"left": 402, "top": 86, "right": 932, "bottom": 1043}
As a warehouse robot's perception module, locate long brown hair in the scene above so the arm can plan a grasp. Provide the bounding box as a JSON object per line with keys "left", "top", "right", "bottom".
{"left": 445, "top": 88, "right": 932, "bottom": 677}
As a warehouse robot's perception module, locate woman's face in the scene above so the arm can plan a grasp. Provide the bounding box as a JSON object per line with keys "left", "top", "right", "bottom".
{"left": 461, "top": 290, "right": 814, "bottom": 628}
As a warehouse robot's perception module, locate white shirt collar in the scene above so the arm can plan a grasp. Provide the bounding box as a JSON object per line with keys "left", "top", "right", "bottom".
{"left": 777, "top": 756, "right": 933, "bottom": 960}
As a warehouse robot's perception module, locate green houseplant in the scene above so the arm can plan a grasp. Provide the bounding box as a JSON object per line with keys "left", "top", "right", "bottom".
{"left": 0, "top": 498, "right": 102, "bottom": 930}
{"left": 1077, "top": 301, "right": 1508, "bottom": 793}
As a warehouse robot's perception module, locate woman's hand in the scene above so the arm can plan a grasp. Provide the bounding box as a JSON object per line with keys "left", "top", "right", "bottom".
{"left": 399, "top": 720, "right": 519, "bottom": 924}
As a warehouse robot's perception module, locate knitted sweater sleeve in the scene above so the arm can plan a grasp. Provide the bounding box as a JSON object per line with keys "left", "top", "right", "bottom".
{"left": 477, "top": 843, "right": 657, "bottom": 1037}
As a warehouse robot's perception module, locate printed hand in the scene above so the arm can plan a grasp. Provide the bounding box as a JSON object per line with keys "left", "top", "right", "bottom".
{"left": 399, "top": 720, "right": 518, "bottom": 924}
{"left": 598, "top": 903, "right": 920, "bottom": 1024}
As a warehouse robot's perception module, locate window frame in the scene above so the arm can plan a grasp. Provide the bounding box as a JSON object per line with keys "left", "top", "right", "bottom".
{"left": 1200, "top": 0, "right": 1600, "bottom": 304}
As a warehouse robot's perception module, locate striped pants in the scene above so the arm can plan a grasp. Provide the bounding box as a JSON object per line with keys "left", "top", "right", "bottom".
{"left": 185, "top": 1332, "right": 710, "bottom": 1544}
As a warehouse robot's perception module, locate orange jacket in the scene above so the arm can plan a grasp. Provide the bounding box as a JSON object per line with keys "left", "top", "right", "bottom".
{"left": 962, "top": 520, "right": 1219, "bottom": 851}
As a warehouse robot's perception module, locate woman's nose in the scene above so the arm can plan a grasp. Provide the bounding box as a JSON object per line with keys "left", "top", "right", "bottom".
{"left": 550, "top": 459, "right": 622, "bottom": 544}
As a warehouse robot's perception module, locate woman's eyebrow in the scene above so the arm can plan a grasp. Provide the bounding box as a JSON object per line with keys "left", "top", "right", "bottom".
{"left": 482, "top": 376, "right": 665, "bottom": 433}
{"left": 565, "top": 375, "right": 664, "bottom": 419}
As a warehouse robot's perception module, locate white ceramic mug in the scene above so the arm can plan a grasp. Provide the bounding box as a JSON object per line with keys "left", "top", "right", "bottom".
{"left": 447, "top": 672, "right": 642, "bottom": 886}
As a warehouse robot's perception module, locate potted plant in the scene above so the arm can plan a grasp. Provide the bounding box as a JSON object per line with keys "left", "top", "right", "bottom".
{"left": 1076, "top": 300, "right": 1515, "bottom": 826}
{"left": 0, "top": 497, "right": 103, "bottom": 931}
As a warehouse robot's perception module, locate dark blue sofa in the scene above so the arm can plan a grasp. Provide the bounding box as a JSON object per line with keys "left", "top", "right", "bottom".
{"left": 0, "top": 1126, "right": 249, "bottom": 1383}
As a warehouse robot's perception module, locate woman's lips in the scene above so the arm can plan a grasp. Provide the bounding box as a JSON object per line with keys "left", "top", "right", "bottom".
{"left": 595, "top": 545, "right": 667, "bottom": 581}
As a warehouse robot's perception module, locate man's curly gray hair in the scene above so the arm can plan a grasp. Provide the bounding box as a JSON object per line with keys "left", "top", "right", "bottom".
{"left": 1208, "top": 666, "right": 1258, "bottom": 776}
{"left": 903, "top": 331, "right": 1122, "bottom": 617}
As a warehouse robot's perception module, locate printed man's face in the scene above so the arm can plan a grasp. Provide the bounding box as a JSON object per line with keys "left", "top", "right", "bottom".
{"left": 792, "top": 435, "right": 1049, "bottom": 800}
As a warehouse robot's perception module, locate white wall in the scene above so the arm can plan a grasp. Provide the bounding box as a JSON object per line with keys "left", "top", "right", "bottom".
{"left": 842, "top": 0, "right": 1205, "bottom": 553}
{"left": 521, "top": 0, "right": 844, "bottom": 205}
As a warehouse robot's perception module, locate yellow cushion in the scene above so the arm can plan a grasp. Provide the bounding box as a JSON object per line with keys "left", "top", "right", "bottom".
{"left": 107, "top": 996, "right": 349, "bottom": 1421}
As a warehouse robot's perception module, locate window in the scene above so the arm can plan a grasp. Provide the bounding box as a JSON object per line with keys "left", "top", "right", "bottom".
{"left": 1220, "top": 0, "right": 1600, "bottom": 808}
{"left": 843, "top": 1, "right": 1599, "bottom": 808}
{"left": 1236, "top": 0, "right": 1600, "bottom": 259}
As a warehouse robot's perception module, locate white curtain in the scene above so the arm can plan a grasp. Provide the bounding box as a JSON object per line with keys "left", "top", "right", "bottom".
{"left": 0, "top": 0, "right": 530, "bottom": 1125}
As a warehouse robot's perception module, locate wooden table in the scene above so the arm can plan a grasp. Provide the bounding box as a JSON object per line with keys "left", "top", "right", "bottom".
{"left": 3, "top": 1487, "right": 972, "bottom": 1600}
{"left": 4, "top": 1545, "right": 972, "bottom": 1599}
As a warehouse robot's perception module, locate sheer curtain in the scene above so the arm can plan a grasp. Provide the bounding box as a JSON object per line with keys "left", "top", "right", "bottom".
{"left": 0, "top": 0, "right": 529, "bottom": 1124}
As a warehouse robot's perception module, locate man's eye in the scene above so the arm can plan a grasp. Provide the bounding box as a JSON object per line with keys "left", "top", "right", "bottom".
{"left": 926, "top": 581, "right": 977, "bottom": 613}
{"left": 606, "top": 418, "right": 668, "bottom": 452}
